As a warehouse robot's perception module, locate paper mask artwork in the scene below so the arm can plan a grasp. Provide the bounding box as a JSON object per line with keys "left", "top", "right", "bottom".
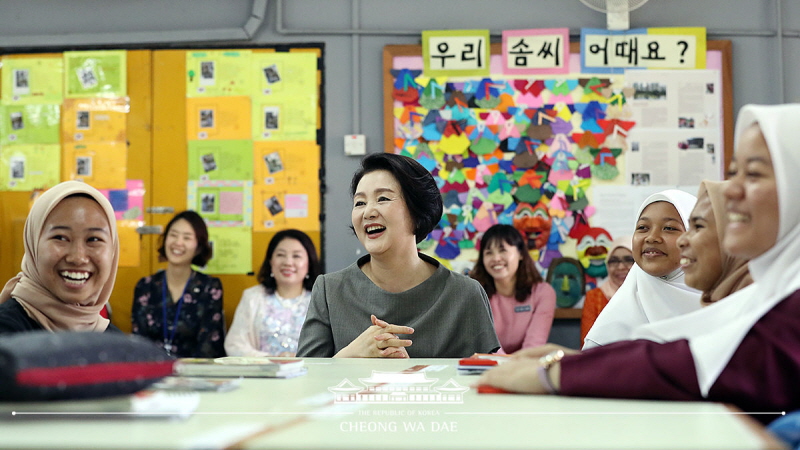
{"left": 571, "top": 224, "right": 613, "bottom": 278}
{"left": 547, "top": 257, "right": 586, "bottom": 308}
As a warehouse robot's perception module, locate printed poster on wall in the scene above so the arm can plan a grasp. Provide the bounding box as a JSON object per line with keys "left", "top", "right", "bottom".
{"left": 187, "top": 180, "right": 253, "bottom": 227}
{"left": 0, "top": 55, "right": 64, "bottom": 104}
{"left": 203, "top": 227, "right": 253, "bottom": 275}
{"left": 64, "top": 50, "right": 127, "bottom": 98}
{"left": 186, "top": 50, "right": 253, "bottom": 97}
{"left": 186, "top": 96, "right": 251, "bottom": 141}
{"left": 0, "top": 104, "right": 60, "bottom": 146}
{"left": 0, "top": 144, "right": 60, "bottom": 191}
{"left": 187, "top": 140, "right": 254, "bottom": 181}
{"left": 61, "top": 98, "right": 129, "bottom": 144}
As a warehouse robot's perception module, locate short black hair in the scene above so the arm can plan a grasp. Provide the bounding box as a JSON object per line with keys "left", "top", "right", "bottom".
{"left": 158, "top": 210, "right": 212, "bottom": 267}
{"left": 257, "top": 229, "right": 321, "bottom": 293}
{"left": 470, "top": 224, "right": 543, "bottom": 302}
{"left": 350, "top": 152, "right": 443, "bottom": 244}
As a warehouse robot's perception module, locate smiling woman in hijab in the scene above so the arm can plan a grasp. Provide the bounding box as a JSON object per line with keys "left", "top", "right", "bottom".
{"left": 478, "top": 104, "right": 800, "bottom": 422}
{"left": 677, "top": 180, "right": 752, "bottom": 307}
{"left": 583, "top": 189, "right": 700, "bottom": 349}
{"left": 0, "top": 181, "right": 119, "bottom": 334}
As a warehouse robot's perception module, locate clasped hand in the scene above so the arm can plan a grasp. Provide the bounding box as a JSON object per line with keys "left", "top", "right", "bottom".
{"left": 335, "top": 315, "right": 414, "bottom": 358}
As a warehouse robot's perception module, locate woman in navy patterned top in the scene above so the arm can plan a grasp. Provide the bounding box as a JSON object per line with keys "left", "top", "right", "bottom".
{"left": 131, "top": 210, "right": 225, "bottom": 357}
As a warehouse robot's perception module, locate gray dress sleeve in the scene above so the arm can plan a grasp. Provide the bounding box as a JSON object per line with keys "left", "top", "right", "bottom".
{"left": 296, "top": 275, "right": 335, "bottom": 357}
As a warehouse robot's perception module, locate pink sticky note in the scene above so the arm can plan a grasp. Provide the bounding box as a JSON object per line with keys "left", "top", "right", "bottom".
{"left": 219, "top": 191, "right": 243, "bottom": 215}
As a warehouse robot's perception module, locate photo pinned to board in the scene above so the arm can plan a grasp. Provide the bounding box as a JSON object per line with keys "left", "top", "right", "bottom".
{"left": 264, "top": 151, "right": 284, "bottom": 175}
{"left": 76, "top": 156, "right": 92, "bottom": 177}
{"left": 10, "top": 157, "right": 25, "bottom": 180}
{"left": 201, "top": 193, "right": 217, "bottom": 214}
{"left": 266, "top": 195, "right": 283, "bottom": 216}
{"left": 76, "top": 67, "right": 98, "bottom": 89}
{"left": 263, "top": 64, "right": 281, "bottom": 84}
{"left": 630, "top": 172, "right": 650, "bottom": 186}
{"left": 201, "top": 153, "right": 217, "bottom": 173}
{"left": 13, "top": 69, "right": 30, "bottom": 95}
{"left": 200, "top": 61, "right": 215, "bottom": 86}
{"left": 10, "top": 112, "right": 24, "bottom": 131}
{"left": 76, "top": 111, "right": 90, "bottom": 130}
{"left": 199, "top": 109, "right": 214, "bottom": 129}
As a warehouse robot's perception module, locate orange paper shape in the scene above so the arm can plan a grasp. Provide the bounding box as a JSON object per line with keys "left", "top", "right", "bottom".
{"left": 61, "top": 97, "right": 128, "bottom": 144}
{"left": 186, "top": 96, "right": 251, "bottom": 141}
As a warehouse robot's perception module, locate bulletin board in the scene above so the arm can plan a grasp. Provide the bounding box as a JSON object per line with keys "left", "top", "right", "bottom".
{"left": 383, "top": 40, "right": 731, "bottom": 316}
{"left": 0, "top": 45, "right": 324, "bottom": 331}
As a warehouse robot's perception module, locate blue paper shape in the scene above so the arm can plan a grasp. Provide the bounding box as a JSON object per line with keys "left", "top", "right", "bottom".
{"left": 108, "top": 190, "right": 129, "bottom": 212}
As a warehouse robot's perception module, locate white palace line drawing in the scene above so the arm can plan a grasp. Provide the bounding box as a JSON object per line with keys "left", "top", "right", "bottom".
{"left": 328, "top": 371, "right": 469, "bottom": 404}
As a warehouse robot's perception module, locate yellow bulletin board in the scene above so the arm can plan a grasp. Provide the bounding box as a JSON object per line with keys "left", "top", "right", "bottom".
{"left": 0, "top": 45, "right": 324, "bottom": 332}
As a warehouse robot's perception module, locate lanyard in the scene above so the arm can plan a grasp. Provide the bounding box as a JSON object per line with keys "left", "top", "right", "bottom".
{"left": 161, "top": 272, "right": 192, "bottom": 354}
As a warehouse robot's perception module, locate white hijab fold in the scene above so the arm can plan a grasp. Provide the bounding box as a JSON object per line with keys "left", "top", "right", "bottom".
{"left": 633, "top": 104, "right": 800, "bottom": 395}
{"left": 583, "top": 189, "right": 700, "bottom": 349}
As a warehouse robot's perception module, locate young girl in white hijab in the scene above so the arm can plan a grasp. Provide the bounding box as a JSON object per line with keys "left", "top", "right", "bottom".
{"left": 479, "top": 103, "right": 800, "bottom": 423}
{"left": 583, "top": 189, "right": 700, "bottom": 349}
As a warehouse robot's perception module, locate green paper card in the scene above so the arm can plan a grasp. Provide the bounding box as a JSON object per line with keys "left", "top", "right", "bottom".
{"left": 188, "top": 140, "right": 254, "bottom": 181}
{"left": 0, "top": 144, "right": 60, "bottom": 191}
{"left": 186, "top": 50, "right": 253, "bottom": 97}
{"left": 1, "top": 56, "right": 64, "bottom": 104}
{"left": 64, "top": 50, "right": 127, "bottom": 98}
{"left": 0, "top": 104, "right": 60, "bottom": 145}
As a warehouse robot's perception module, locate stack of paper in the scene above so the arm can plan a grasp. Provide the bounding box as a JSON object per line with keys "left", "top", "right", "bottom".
{"left": 174, "top": 356, "right": 307, "bottom": 378}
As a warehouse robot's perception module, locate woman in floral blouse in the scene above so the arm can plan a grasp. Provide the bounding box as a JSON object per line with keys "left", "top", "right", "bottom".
{"left": 225, "top": 229, "right": 320, "bottom": 356}
{"left": 131, "top": 210, "right": 225, "bottom": 357}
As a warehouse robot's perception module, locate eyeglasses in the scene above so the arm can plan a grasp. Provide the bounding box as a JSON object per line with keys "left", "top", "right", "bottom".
{"left": 607, "top": 257, "right": 635, "bottom": 267}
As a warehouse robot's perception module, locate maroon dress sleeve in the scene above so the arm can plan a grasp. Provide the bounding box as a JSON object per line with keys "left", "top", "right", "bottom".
{"left": 560, "top": 338, "right": 702, "bottom": 401}
{"left": 707, "top": 289, "right": 800, "bottom": 415}
{"left": 559, "top": 289, "right": 800, "bottom": 419}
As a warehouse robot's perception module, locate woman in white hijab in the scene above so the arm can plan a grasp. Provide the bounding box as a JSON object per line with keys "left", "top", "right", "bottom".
{"left": 583, "top": 189, "right": 700, "bottom": 349}
{"left": 479, "top": 104, "right": 800, "bottom": 421}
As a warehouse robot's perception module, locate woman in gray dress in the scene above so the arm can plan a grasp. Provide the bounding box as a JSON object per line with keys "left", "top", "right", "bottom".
{"left": 297, "top": 153, "right": 499, "bottom": 358}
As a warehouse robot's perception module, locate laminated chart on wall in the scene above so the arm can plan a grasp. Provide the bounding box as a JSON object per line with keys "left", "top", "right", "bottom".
{"left": 186, "top": 50, "right": 253, "bottom": 98}
{"left": 99, "top": 180, "right": 145, "bottom": 267}
{"left": 0, "top": 55, "right": 64, "bottom": 104}
{"left": 180, "top": 48, "right": 322, "bottom": 276}
{"left": 187, "top": 180, "right": 253, "bottom": 227}
{"left": 203, "top": 226, "right": 253, "bottom": 275}
{"left": 251, "top": 95, "right": 317, "bottom": 141}
{"left": 0, "top": 104, "right": 60, "bottom": 146}
{"left": 61, "top": 98, "right": 129, "bottom": 144}
{"left": 252, "top": 141, "right": 319, "bottom": 187}
{"left": 252, "top": 141, "right": 320, "bottom": 232}
{"left": 63, "top": 50, "right": 127, "bottom": 98}
{"left": 390, "top": 67, "right": 634, "bottom": 276}
{"left": 0, "top": 144, "right": 60, "bottom": 191}
{"left": 252, "top": 52, "right": 318, "bottom": 96}
{"left": 186, "top": 96, "right": 251, "bottom": 141}
{"left": 187, "top": 140, "right": 254, "bottom": 181}
{"left": 254, "top": 186, "right": 320, "bottom": 232}
{"left": 251, "top": 52, "right": 318, "bottom": 142}
{"left": 61, "top": 142, "right": 127, "bottom": 189}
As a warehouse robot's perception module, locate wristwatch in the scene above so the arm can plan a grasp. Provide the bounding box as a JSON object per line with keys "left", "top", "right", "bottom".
{"left": 537, "top": 349, "right": 565, "bottom": 394}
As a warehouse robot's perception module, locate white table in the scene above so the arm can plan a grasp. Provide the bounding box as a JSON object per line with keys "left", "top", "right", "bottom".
{"left": 0, "top": 358, "right": 786, "bottom": 449}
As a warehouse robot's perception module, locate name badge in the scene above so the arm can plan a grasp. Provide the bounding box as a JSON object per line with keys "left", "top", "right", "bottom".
{"left": 514, "top": 305, "right": 532, "bottom": 313}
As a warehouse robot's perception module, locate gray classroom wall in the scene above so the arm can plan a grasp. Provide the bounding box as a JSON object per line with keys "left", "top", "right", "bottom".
{"left": 2, "top": 0, "right": 798, "bottom": 348}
